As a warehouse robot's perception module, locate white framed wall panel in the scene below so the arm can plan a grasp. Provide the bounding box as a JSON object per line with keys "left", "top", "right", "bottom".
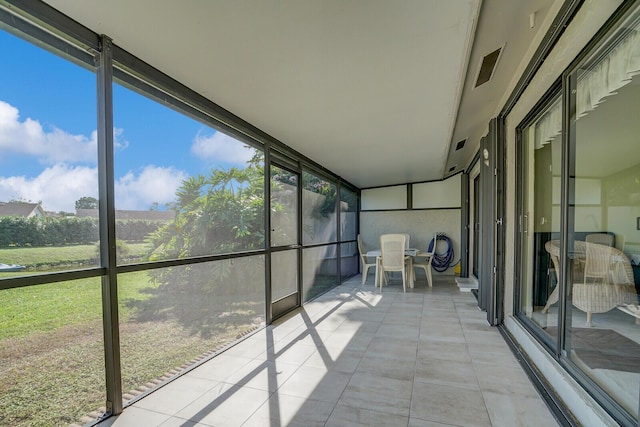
{"left": 361, "top": 185, "right": 407, "bottom": 210}
{"left": 413, "top": 175, "right": 461, "bottom": 209}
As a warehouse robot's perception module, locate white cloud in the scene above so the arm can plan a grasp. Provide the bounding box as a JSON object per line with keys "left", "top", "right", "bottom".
{"left": 0, "top": 163, "right": 98, "bottom": 212}
{"left": 0, "top": 163, "right": 186, "bottom": 213}
{"left": 0, "top": 100, "right": 96, "bottom": 163}
{"left": 113, "top": 128, "right": 129, "bottom": 150}
{"left": 0, "top": 100, "right": 184, "bottom": 212}
{"left": 115, "top": 165, "right": 187, "bottom": 210}
{"left": 191, "top": 130, "right": 254, "bottom": 165}
{"left": 0, "top": 100, "right": 128, "bottom": 163}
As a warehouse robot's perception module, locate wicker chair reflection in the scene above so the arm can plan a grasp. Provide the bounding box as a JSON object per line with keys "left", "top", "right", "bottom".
{"left": 542, "top": 240, "right": 636, "bottom": 326}
{"left": 585, "top": 233, "right": 614, "bottom": 247}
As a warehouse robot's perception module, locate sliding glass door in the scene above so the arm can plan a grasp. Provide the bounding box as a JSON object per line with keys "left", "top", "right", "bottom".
{"left": 564, "top": 9, "right": 640, "bottom": 419}
{"left": 517, "top": 92, "right": 562, "bottom": 348}
{"left": 517, "top": 4, "right": 640, "bottom": 423}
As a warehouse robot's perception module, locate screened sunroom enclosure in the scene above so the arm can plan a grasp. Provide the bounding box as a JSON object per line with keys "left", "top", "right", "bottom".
{"left": 0, "top": 6, "right": 359, "bottom": 425}
{"left": 5, "top": 0, "right": 640, "bottom": 426}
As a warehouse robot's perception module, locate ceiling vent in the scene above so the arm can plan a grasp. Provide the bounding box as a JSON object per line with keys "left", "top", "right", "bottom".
{"left": 475, "top": 47, "right": 502, "bottom": 88}
{"left": 455, "top": 139, "right": 467, "bottom": 151}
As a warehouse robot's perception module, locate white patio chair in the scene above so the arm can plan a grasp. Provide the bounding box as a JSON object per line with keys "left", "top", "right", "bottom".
{"left": 401, "top": 233, "right": 411, "bottom": 249}
{"left": 413, "top": 251, "right": 433, "bottom": 287}
{"left": 357, "top": 234, "right": 377, "bottom": 285}
{"left": 377, "top": 234, "right": 410, "bottom": 292}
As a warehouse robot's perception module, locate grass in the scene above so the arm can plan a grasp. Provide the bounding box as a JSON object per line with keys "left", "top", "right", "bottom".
{"left": 0, "top": 271, "right": 153, "bottom": 341}
{"left": 0, "top": 246, "right": 263, "bottom": 427}
{"left": 0, "top": 278, "right": 102, "bottom": 340}
{"left": 0, "top": 242, "right": 150, "bottom": 271}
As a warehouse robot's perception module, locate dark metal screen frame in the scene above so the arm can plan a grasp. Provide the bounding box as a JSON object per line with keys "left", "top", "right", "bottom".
{"left": 96, "top": 34, "right": 122, "bottom": 416}
{"left": 0, "top": 1, "right": 362, "bottom": 422}
{"left": 269, "top": 159, "right": 303, "bottom": 320}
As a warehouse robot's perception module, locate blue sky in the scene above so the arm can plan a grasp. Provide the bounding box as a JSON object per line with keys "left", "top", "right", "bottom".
{"left": 0, "top": 29, "right": 254, "bottom": 212}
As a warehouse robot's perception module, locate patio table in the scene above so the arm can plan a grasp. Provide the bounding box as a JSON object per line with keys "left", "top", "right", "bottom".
{"left": 367, "top": 248, "right": 421, "bottom": 288}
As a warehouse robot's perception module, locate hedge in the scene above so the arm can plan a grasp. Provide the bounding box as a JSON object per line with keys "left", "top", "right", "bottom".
{"left": 0, "top": 216, "right": 166, "bottom": 247}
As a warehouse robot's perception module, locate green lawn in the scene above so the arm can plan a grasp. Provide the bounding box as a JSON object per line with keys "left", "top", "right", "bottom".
{"left": 0, "top": 243, "right": 156, "bottom": 342}
{"left": 0, "top": 246, "right": 262, "bottom": 427}
{"left": 0, "top": 271, "right": 152, "bottom": 341}
{"left": 0, "top": 242, "right": 150, "bottom": 271}
{"left": 0, "top": 269, "right": 154, "bottom": 426}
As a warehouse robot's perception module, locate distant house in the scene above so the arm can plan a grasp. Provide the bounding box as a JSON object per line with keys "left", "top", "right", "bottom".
{"left": 76, "top": 208, "right": 175, "bottom": 222}
{"left": 0, "top": 202, "right": 46, "bottom": 218}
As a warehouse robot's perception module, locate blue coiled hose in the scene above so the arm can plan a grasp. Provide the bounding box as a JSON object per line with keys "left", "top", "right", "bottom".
{"left": 427, "top": 234, "right": 455, "bottom": 272}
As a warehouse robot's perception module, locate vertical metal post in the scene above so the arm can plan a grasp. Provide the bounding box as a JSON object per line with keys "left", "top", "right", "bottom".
{"left": 97, "top": 34, "right": 122, "bottom": 415}
{"left": 336, "top": 182, "right": 342, "bottom": 283}
{"left": 477, "top": 135, "right": 490, "bottom": 313}
{"left": 494, "top": 116, "right": 505, "bottom": 325}
{"left": 478, "top": 117, "right": 504, "bottom": 326}
{"left": 297, "top": 164, "right": 303, "bottom": 307}
{"left": 264, "top": 146, "right": 272, "bottom": 324}
{"left": 460, "top": 173, "right": 469, "bottom": 278}
{"left": 638, "top": 387, "right": 640, "bottom": 427}
{"left": 559, "top": 69, "right": 576, "bottom": 355}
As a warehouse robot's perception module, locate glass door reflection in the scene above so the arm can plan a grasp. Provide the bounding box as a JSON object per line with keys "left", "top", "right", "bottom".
{"left": 518, "top": 94, "right": 562, "bottom": 348}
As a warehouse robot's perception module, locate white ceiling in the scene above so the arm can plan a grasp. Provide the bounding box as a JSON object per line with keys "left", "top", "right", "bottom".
{"left": 45, "top": 0, "right": 555, "bottom": 189}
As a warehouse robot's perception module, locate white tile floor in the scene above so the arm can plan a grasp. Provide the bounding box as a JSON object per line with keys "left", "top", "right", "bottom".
{"left": 99, "top": 275, "right": 560, "bottom": 427}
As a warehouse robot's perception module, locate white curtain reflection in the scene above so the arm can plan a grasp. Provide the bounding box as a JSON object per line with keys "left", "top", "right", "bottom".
{"left": 578, "top": 29, "right": 640, "bottom": 117}
{"left": 534, "top": 97, "right": 562, "bottom": 149}
{"left": 534, "top": 29, "right": 640, "bottom": 149}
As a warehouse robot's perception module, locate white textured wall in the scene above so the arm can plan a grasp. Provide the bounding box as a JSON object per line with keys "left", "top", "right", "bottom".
{"left": 360, "top": 209, "right": 461, "bottom": 274}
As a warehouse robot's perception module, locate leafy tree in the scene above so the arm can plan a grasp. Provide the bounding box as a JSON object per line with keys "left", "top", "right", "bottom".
{"left": 75, "top": 196, "right": 99, "bottom": 210}
{"left": 132, "top": 148, "right": 354, "bottom": 335}
{"left": 134, "top": 149, "right": 266, "bottom": 335}
{"left": 146, "top": 150, "right": 265, "bottom": 260}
